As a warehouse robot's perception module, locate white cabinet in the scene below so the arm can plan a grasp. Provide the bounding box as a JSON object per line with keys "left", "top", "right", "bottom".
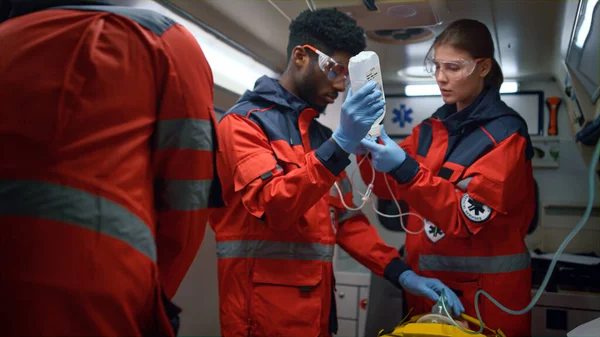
{"left": 334, "top": 270, "right": 371, "bottom": 337}
{"left": 336, "top": 285, "right": 359, "bottom": 319}
{"left": 337, "top": 319, "right": 357, "bottom": 337}
{"left": 357, "top": 286, "right": 370, "bottom": 337}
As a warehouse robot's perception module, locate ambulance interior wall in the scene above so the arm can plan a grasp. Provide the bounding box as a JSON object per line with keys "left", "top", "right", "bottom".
{"left": 172, "top": 80, "right": 597, "bottom": 336}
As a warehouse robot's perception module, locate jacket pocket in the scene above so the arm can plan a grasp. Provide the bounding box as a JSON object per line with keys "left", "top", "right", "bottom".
{"left": 232, "top": 152, "right": 278, "bottom": 192}
{"left": 271, "top": 141, "right": 302, "bottom": 173}
{"left": 271, "top": 141, "right": 322, "bottom": 232}
{"left": 250, "top": 259, "right": 323, "bottom": 337}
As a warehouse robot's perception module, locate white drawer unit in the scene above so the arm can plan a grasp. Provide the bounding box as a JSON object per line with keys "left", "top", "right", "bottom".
{"left": 358, "top": 286, "right": 369, "bottom": 337}
{"left": 334, "top": 269, "right": 372, "bottom": 337}
{"left": 337, "top": 318, "right": 357, "bottom": 337}
{"left": 336, "top": 285, "right": 359, "bottom": 319}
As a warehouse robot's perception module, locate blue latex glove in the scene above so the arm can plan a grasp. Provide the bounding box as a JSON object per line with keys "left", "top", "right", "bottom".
{"left": 359, "top": 126, "right": 406, "bottom": 172}
{"left": 399, "top": 270, "right": 465, "bottom": 317}
{"left": 332, "top": 82, "right": 386, "bottom": 153}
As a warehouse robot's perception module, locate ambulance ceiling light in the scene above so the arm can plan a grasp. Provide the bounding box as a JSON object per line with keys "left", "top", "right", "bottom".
{"left": 405, "top": 81, "right": 519, "bottom": 96}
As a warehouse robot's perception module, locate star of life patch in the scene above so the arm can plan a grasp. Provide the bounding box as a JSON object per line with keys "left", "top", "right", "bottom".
{"left": 460, "top": 193, "right": 492, "bottom": 223}
{"left": 424, "top": 219, "right": 445, "bottom": 243}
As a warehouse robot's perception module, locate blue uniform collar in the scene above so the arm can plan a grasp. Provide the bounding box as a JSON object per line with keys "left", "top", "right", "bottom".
{"left": 239, "top": 75, "right": 316, "bottom": 115}
{"left": 432, "top": 85, "right": 507, "bottom": 134}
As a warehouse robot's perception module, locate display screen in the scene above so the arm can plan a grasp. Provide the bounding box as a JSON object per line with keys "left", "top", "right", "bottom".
{"left": 566, "top": 0, "right": 599, "bottom": 102}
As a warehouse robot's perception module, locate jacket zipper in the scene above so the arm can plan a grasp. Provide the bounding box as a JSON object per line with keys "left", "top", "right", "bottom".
{"left": 285, "top": 116, "right": 294, "bottom": 145}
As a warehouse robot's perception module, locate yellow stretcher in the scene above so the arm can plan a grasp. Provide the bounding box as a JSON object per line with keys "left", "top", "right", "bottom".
{"left": 378, "top": 311, "right": 507, "bottom": 337}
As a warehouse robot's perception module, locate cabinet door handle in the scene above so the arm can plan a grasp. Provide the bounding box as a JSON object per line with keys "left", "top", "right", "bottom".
{"left": 338, "top": 292, "right": 345, "bottom": 298}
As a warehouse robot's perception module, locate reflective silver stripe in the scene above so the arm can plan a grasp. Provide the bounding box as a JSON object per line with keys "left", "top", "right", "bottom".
{"left": 457, "top": 177, "right": 473, "bottom": 191}
{"left": 330, "top": 177, "right": 352, "bottom": 197}
{"left": 338, "top": 209, "right": 363, "bottom": 224}
{"left": 0, "top": 180, "right": 156, "bottom": 261}
{"left": 419, "top": 252, "right": 531, "bottom": 274}
{"left": 330, "top": 185, "right": 338, "bottom": 197}
{"left": 155, "top": 119, "right": 213, "bottom": 151}
{"left": 155, "top": 179, "right": 211, "bottom": 211}
{"left": 340, "top": 177, "right": 352, "bottom": 194}
{"left": 216, "top": 240, "right": 334, "bottom": 261}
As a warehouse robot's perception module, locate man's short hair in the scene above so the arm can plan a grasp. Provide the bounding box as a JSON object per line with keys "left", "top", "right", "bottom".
{"left": 287, "top": 8, "right": 366, "bottom": 61}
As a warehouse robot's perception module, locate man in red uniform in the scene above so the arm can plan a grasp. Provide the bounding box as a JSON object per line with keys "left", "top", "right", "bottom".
{"left": 209, "top": 9, "right": 463, "bottom": 337}
{"left": 0, "top": 0, "right": 220, "bottom": 335}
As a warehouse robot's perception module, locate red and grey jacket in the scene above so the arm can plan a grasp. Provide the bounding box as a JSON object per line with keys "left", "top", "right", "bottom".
{"left": 360, "top": 86, "right": 535, "bottom": 337}
{"left": 210, "top": 76, "right": 408, "bottom": 337}
{"left": 0, "top": 1, "right": 218, "bottom": 335}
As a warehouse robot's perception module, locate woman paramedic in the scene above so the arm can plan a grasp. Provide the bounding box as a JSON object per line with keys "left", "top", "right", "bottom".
{"left": 358, "top": 19, "right": 535, "bottom": 336}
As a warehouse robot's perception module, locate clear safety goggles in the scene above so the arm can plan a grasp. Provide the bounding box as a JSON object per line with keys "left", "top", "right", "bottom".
{"left": 302, "top": 44, "right": 348, "bottom": 83}
{"left": 424, "top": 57, "right": 487, "bottom": 80}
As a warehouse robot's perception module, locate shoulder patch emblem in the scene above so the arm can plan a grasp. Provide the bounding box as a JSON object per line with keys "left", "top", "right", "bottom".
{"left": 460, "top": 193, "right": 492, "bottom": 223}
{"left": 424, "top": 219, "right": 445, "bottom": 243}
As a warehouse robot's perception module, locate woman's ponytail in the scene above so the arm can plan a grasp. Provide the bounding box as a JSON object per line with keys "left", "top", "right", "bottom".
{"left": 485, "top": 58, "right": 504, "bottom": 88}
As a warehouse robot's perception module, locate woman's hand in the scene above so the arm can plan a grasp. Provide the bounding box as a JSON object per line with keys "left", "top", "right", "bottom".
{"left": 352, "top": 136, "right": 377, "bottom": 156}
{"left": 358, "top": 127, "right": 406, "bottom": 173}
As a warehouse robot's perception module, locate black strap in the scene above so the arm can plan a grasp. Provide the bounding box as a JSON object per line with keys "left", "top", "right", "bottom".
{"left": 161, "top": 289, "right": 182, "bottom": 336}
{"left": 329, "top": 275, "right": 338, "bottom": 334}
{"left": 437, "top": 167, "right": 454, "bottom": 180}
{"left": 207, "top": 119, "right": 225, "bottom": 208}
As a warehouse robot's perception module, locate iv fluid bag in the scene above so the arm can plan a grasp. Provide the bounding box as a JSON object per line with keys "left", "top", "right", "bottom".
{"left": 349, "top": 51, "right": 386, "bottom": 137}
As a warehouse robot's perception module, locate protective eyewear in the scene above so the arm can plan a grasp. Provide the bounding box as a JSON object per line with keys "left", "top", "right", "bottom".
{"left": 424, "top": 57, "right": 487, "bottom": 80}
{"left": 302, "top": 44, "right": 348, "bottom": 82}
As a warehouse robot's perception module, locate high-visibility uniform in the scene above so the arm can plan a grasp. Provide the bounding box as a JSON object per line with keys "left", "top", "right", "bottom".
{"left": 359, "top": 86, "right": 535, "bottom": 336}
{"left": 209, "top": 76, "right": 410, "bottom": 337}
{"left": 0, "top": 1, "right": 219, "bottom": 335}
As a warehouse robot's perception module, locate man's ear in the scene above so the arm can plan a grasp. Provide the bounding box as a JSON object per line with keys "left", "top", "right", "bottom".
{"left": 478, "top": 58, "right": 492, "bottom": 78}
{"left": 291, "top": 46, "right": 310, "bottom": 69}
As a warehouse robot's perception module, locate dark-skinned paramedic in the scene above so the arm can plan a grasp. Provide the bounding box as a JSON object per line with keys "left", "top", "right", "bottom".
{"left": 209, "top": 8, "right": 463, "bottom": 337}
{"left": 0, "top": 0, "right": 220, "bottom": 335}
{"left": 357, "top": 19, "right": 535, "bottom": 337}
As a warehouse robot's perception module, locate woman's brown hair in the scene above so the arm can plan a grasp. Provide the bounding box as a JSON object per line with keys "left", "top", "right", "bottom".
{"left": 426, "top": 19, "right": 504, "bottom": 88}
